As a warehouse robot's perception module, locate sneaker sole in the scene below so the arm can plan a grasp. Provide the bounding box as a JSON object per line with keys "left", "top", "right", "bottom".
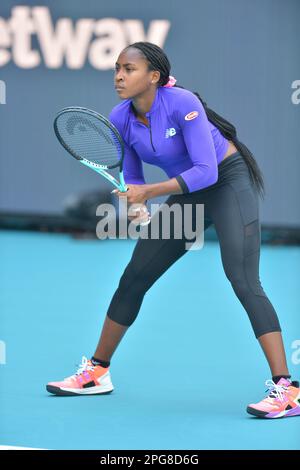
{"left": 46, "top": 384, "right": 114, "bottom": 396}
{"left": 247, "top": 405, "right": 300, "bottom": 419}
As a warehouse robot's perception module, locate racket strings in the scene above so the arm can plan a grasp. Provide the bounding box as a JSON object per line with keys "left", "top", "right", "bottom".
{"left": 56, "top": 111, "right": 122, "bottom": 167}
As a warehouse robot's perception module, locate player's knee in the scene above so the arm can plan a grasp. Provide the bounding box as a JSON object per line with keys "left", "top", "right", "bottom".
{"left": 229, "top": 274, "right": 266, "bottom": 301}
{"left": 229, "top": 278, "right": 249, "bottom": 301}
{"left": 117, "top": 262, "right": 150, "bottom": 297}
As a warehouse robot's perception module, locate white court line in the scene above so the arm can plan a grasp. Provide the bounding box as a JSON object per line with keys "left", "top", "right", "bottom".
{"left": 0, "top": 445, "right": 46, "bottom": 450}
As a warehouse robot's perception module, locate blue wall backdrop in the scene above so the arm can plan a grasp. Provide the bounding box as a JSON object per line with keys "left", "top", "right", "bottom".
{"left": 0, "top": 0, "right": 299, "bottom": 226}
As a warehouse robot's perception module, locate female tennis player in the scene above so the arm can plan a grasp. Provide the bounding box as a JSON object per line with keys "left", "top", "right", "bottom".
{"left": 47, "top": 42, "right": 300, "bottom": 418}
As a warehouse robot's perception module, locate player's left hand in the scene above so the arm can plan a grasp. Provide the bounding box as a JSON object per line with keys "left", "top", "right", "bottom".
{"left": 112, "top": 184, "right": 148, "bottom": 205}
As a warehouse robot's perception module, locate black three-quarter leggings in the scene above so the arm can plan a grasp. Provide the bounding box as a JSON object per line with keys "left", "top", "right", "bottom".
{"left": 107, "top": 151, "right": 281, "bottom": 338}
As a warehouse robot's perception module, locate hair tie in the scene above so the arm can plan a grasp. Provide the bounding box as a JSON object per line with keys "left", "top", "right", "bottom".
{"left": 163, "top": 75, "right": 177, "bottom": 87}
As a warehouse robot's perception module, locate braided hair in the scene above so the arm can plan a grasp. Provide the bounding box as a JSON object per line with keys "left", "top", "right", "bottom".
{"left": 123, "top": 41, "right": 265, "bottom": 200}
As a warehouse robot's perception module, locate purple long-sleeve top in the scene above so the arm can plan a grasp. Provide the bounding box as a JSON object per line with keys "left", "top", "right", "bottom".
{"left": 109, "top": 86, "right": 229, "bottom": 193}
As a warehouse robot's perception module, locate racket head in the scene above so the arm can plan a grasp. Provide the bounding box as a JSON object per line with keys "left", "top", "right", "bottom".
{"left": 53, "top": 107, "right": 125, "bottom": 170}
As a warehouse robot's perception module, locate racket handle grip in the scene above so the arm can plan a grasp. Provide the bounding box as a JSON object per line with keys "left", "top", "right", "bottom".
{"left": 111, "top": 188, "right": 128, "bottom": 193}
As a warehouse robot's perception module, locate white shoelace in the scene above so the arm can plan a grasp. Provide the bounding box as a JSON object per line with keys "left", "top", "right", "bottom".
{"left": 64, "top": 355, "right": 94, "bottom": 380}
{"left": 265, "top": 379, "right": 289, "bottom": 402}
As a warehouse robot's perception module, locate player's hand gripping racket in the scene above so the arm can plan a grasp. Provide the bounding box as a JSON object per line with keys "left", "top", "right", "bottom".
{"left": 53, "top": 106, "right": 150, "bottom": 226}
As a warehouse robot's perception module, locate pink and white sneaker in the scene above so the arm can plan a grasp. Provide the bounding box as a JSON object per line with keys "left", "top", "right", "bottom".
{"left": 247, "top": 378, "right": 300, "bottom": 418}
{"left": 46, "top": 356, "right": 114, "bottom": 396}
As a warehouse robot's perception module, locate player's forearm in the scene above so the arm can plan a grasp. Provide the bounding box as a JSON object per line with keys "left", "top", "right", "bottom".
{"left": 144, "top": 178, "right": 183, "bottom": 200}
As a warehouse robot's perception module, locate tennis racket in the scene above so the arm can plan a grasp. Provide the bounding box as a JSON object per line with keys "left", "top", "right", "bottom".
{"left": 53, "top": 106, "right": 150, "bottom": 226}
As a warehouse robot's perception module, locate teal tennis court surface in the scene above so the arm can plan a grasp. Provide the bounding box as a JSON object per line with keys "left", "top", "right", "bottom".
{"left": 0, "top": 230, "right": 299, "bottom": 450}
